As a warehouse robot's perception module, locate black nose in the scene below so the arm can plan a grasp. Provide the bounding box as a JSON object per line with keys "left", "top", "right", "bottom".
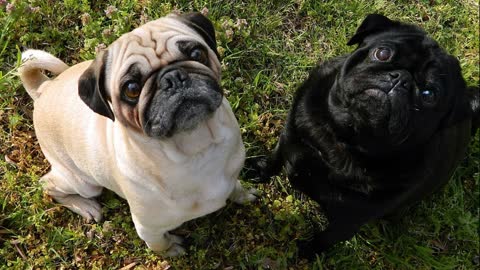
{"left": 389, "top": 72, "right": 400, "bottom": 79}
{"left": 388, "top": 71, "right": 412, "bottom": 90}
{"left": 159, "top": 69, "right": 191, "bottom": 90}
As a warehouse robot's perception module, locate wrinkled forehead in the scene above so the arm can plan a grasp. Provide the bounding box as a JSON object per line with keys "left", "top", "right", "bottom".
{"left": 360, "top": 31, "right": 442, "bottom": 66}
{"left": 364, "top": 31, "right": 436, "bottom": 50}
{"left": 105, "top": 15, "right": 220, "bottom": 83}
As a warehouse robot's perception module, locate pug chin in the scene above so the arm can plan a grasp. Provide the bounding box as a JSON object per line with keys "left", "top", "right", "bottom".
{"left": 362, "top": 88, "right": 387, "bottom": 99}
{"left": 173, "top": 101, "right": 218, "bottom": 133}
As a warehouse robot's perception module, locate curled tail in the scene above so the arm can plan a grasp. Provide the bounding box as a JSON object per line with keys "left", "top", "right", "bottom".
{"left": 18, "top": 50, "right": 69, "bottom": 100}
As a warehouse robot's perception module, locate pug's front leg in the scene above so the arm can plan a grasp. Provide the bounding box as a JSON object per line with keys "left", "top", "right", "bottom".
{"left": 131, "top": 213, "right": 185, "bottom": 257}
{"left": 244, "top": 132, "right": 286, "bottom": 183}
{"left": 145, "top": 232, "right": 185, "bottom": 257}
{"left": 229, "top": 180, "right": 258, "bottom": 204}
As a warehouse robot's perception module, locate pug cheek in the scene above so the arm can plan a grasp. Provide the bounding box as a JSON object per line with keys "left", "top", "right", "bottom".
{"left": 112, "top": 100, "right": 143, "bottom": 133}
{"left": 142, "top": 98, "right": 174, "bottom": 138}
{"left": 328, "top": 85, "right": 351, "bottom": 109}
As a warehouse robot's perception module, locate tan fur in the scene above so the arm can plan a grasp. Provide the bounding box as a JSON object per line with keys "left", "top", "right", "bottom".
{"left": 19, "top": 50, "right": 69, "bottom": 100}
{"left": 19, "top": 14, "right": 255, "bottom": 256}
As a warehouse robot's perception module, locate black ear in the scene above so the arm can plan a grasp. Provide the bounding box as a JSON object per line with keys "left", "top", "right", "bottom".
{"left": 347, "top": 14, "right": 400, "bottom": 46}
{"left": 178, "top": 12, "right": 220, "bottom": 59}
{"left": 78, "top": 50, "right": 115, "bottom": 121}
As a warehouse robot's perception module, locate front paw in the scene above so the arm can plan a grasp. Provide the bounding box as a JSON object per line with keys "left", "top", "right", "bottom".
{"left": 231, "top": 187, "right": 259, "bottom": 204}
{"left": 229, "top": 180, "right": 259, "bottom": 204}
{"left": 163, "top": 234, "right": 186, "bottom": 257}
{"left": 148, "top": 234, "right": 186, "bottom": 257}
{"left": 243, "top": 156, "right": 273, "bottom": 183}
{"left": 54, "top": 194, "right": 102, "bottom": 223}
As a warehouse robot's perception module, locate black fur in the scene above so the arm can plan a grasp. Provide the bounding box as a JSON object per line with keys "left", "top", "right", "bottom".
{"left": 179, "top": 12, "right": 220, "bottom": 59}
{"left": 247, "top": 14, "right": 479, "bottom": 255}
{"left": 78, "top": 50, "right": 114, "bottom": 121}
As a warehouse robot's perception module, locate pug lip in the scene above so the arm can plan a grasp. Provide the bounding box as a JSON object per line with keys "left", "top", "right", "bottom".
{"left": 169, "top": 96, "right": 220, "bottom": 132}
{"left": 361, "top": 88, "right": 387, "bottom": 99}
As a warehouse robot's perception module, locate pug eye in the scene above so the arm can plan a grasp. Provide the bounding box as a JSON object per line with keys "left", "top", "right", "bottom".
{"left": 420, "top": 89, "right": 436, "bottom": 105}
{"left": 189, "top": 47, "right": 208, "bottom": 64}
{"left": 124, "top": 81, "right": 141, "bottom": 101}
{"left": 372, "top": 47, "right": 393, "bottom": 62}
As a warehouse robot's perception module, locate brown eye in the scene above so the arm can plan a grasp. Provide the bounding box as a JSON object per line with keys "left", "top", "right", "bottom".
{"left": 373, "top": 47, "right": 393, "bottom": 62}
{"left": 189, "top": 47, "right": 208, "bottom": 64}
{"left": 124, "top": 81, "right": 141, "bottom": 100}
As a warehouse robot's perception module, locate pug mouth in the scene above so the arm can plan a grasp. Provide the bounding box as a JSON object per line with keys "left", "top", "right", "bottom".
{"left": 354, "top": 78, "right": 411, "bottom": 112}
{"left": 143, "top": 71, "right": 223, "bottom": 138}
{"left": 354, "top": 88, "right": 390, "bottom": 106}
{"left": 144, "top": 99, "right": 221, "bottom": 138}
{"left": 360, "top": 88, "right": 388, "bottom": 99}
{"left": 171, "top": 98, "right": 220, "bottom": 132}
{"left": 350, "top": 83, "right": 416, "bottom": 143}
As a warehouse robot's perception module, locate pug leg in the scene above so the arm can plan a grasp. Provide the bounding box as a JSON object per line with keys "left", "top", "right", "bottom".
{"left": 144, "top": 232, "right": 186, "bottom": 257}
{"left": 229, "top": 180, "right": 258, "bottom": 204}
{"left": 244, "top": 133, "right": 286, "bottom": 182}
{"left": 41, "top": 170, "right": 103, "bottom": 222}
{"left": 131, "top": 214, "right": 186, "bottom": 256}
{"left": 299, "top": 199, "right": 375, "bottom": 257}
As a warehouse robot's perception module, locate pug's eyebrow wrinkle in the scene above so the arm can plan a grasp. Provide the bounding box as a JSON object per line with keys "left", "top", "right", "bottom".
{"left": 131, "top": 29, "right": 174, "bottom": 63}
{"left": 157, "top": 34, "right": 176, "bottom": 57}
{"left": 145, "top": 29, "right": 157, "bottom": 56}
{"left": 131, "top": 51, "right": 155, "bottom": 69}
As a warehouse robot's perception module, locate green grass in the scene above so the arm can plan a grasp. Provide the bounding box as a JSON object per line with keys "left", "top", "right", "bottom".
{"left": 0, "top": 0, "right": 478, "bottom": 269}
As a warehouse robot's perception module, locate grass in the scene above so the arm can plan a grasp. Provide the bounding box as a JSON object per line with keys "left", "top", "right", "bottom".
{"left": 0, "top": 0, "right": 478, "bottom": 269}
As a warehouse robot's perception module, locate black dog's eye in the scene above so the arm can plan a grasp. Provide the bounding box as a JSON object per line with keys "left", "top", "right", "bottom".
{"left": 420, "top": 89, "right": 436, "bottom": 104}
{"left": 123, "top": 81, "right": 141, "bottom": 101}
{"left": 372, "top": 47, "right": 393, "bottom": 62}
{"left": 189, "top": 47, "right": 208, "bottom": 64}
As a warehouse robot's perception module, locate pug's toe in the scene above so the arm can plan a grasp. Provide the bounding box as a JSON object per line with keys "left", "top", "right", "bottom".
{"left": 164, "top": 243, "right": 186, "bottom": 257}
{"left": 230, "top": 185, "right": 259, "bottom": 204}
{"left": 243, "top": 156, "right": 266, "bottom": 181}
{"left": 147, "top": 233, "right": 186, "bottom": 256}
{"left": 243, "top": 156, "right": 278, "bottom": 183}
{"left": 168, "top": 233, "right": 184, "bottom": 245}
{"left": 244, "top": 187, "right": 260, "bottom": 202}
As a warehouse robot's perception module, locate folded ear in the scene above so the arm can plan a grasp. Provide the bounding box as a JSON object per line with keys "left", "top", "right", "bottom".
{"left": 178, "top": 12, "right": 220, "bottom": 59}
{"left": 78, "top": 50, "right": 115, "bottom": 121}
{"left": 347, "top": 14, "right": 400, "bottom": 46}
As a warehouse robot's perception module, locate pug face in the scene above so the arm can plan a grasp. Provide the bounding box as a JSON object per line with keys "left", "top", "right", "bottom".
{"left": 78, "top": 13, "right": 223, "bottom": 138}
{"left": 328, "top": 15, "right": 468, "bottom": 155}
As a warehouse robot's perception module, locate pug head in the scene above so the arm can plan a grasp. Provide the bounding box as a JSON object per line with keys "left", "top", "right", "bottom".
{"left": 327, "top": 14, "right": 473, "bottom": 155}
{"left": 78, "top": 12, "right": 223, "bottom": 138}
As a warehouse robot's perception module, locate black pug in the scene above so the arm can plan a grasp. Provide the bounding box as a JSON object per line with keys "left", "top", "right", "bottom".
{"left": 247, "top": 14, "right": 479, "bottom": 254}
